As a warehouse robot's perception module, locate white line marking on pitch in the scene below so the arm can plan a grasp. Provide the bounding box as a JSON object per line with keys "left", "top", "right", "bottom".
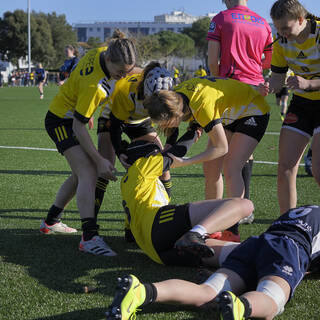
{"left": 265, "top": 132, "right": 280, "bottom": 135}
{"left": 0, "top": 145, "right": 57, "bottom": 151}
{"left": 0, "top": 145, "right": 306, "bottom": 166}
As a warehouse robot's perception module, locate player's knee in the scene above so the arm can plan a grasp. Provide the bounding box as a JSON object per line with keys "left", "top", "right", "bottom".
{"left": 256, "top": 280, "right": 287, "bottom": 316}
{"left": 203, "top": 272, "right": 232, "bottom": 296}
{"left": 240, "top": 198, "right": 254, "bottom": 215}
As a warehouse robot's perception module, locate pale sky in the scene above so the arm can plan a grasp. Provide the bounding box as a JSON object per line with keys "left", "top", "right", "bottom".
{"left": 0, "top": 0, "right": 319, "bottom": 24}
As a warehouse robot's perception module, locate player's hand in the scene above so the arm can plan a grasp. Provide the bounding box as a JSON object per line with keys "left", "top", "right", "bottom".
{"left": 287, "top": 75, "right": 309, "bottom": 91}
{"left": 97, "top": 158, "right": 117, "bottom": 181}
{"left": 257, "top": 82, "right": 270, "bottom": 96}
{"left": 167, "top": 153, "right": 185, "bottom": 168}
{"left": 88, "top": 116, "right": 94, "bottom": 130}
{"left": 119, "top": 153, "right": 131, "bottom": 169}
{"left": 57, "top": 80, "right": 65, "bottom": 86}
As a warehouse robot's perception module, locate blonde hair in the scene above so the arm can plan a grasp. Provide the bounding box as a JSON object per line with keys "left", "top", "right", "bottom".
{"left": 106, "top": 29, "right": 137, "bottom": 66}
{"left": 270, "top": 0, "right": 320, "bottom": 21}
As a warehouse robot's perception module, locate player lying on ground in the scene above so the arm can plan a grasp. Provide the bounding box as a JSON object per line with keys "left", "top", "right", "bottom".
{"left": 106, "top": 204, "right": 320, "bottom": 320}
{"left": 118, "top": 124, "right": 253, "bottom": 267}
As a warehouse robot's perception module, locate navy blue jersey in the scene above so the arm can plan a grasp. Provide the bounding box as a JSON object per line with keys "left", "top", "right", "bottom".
{"left": 35, "top": 68, "right": 45, "bottom": 81}
{"left": 266, "top": 205, "right": 320, "bottom": 262}
{"left": 59, "top": 56, "right": 79, "bottom": 80}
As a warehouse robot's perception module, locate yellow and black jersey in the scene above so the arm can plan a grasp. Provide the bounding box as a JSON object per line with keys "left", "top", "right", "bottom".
{"left": 194, "top": 68, "right": 207, "bottom": 77}
{"left": 121, "top": 153, "right": 171, "bottom": 264}
{"left": 271, "top": 20, "right": 320, "bottom": 100}
{"left": 173, "top": 68, "right": 180, "bottom": 79}
{"left": 49, "top": 46, "right": 116, "bottom": 123}
{"left": 100, "top": 73, "right": 149, "bottom": 124}
{"left": 174, "top": 77, "right": 270, "bottom": 131}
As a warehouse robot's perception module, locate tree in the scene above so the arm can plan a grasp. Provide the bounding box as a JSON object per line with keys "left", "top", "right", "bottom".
{"left": 87, "top": 37, "right": 102, "bottom": 49}
{"left": 182, "top": 17, "right": 211, "bottom": 63}
{"left": 135, "top": 34, "right": 160, "bottom": 65}
{"left": 46, "top": 12, "right": 77, "bottom": 68}
{"left": 0, "top": 10, "right": 29, "bottom": 66}
{"left": 154, "top": 31, "right": 195, "bottom": 66}
{"left": 0, "top": 10, "right": 77, "bottom": 68}
{"left": 31, "top": 12, "right": 55, "bottom": 67}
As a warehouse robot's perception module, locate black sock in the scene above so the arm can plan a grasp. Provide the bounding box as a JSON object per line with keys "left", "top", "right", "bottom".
{"left": 81, "top": 218, "right": 99, "bottom": 241}
{"left": 95, "top": 177, "right": 109, "bottom": 218}
{"left": 226, "top": 223, "right": 239, "bottom": 235}
{"left": 161, "top": 179, "right": 172, "bottom": 198}
{"left": 239, "top": 296, "right": 252, "bottom": 318}
{"left": 142, "top": 283, "right": 158, "bottom": 306}
{"left": 307, "top": 148, "right": 312, "bottom": 158}
{"left": 242, "top": 159, "right": 253, "bottom": 200}
{"left": 45, "top": 205, "right": 63, "bottom": 225}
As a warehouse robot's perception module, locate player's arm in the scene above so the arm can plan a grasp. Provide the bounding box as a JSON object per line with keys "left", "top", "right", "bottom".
{"left": 163, "top": 127, "right": 179, "bottom": 151}
{"left": 262, "top": 50, "right": 272, "bottom": 70}
{"left": 72, "top": 117, "right": 116, "bottom": 181}
{"left": 162, "top": 122, "right": 203, "bottom": 170}
{"left": 109, "top": 112, "right": 125, "bottom": 157}
{"left": 287, "top": 76, "right": 320, "bottom": 92}
{"left": 167, "top": 122, "right": 228, "bottom": 168}
{"left": 208, "top": 40, "right": 220, "bottom": 77}
{"left": 258, "top": 71, "right": 286, "bottom": 96}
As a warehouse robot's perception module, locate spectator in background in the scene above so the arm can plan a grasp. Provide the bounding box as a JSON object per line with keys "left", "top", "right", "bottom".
{"left": 194, "top": 65, "right": 207, "bottom": 77}
{"left": 172, "top": 65, "right": 180, "bottom": 85}
{"left": 0, "top": 72, "right": 3, "bottom": 88}
{"left": 35, "top": 63, "right": 47, "bottom": 99}
{"left": 29, "top": 70, "right": 34, "bottom": 86}
{"left": 205, "top": 0, "right": 273, "bottom": 230}
{"left": 58, "top": 44, "right": 79, "bottom": 86}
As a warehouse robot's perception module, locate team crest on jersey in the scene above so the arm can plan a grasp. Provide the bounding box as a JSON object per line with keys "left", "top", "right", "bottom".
{"left": 208, "top": 21, "right": 216, "bottom": 33}
{"left": 282, "top": 265, "right": 293, "bottom": 276}
{"left": 297, "top": 51, "right": 306, "bottom": 59}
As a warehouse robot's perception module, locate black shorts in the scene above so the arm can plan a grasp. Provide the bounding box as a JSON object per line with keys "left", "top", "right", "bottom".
{"left": 223, "top": 113, "right": 270, "bottom": 142}
{"left": 282, "top": 95, "right": 320, "bottom": 138}
{"left": 97, "top": 117, "right": 156, "bottom": 140}
{"left": 45, "top": 111, "right": 79, "bottom": 154}
{"left": 151, "top": 204, "right": 201, "bottom": 267}
{"left": 275, "top": 86, "right": 289, "bottom": 99}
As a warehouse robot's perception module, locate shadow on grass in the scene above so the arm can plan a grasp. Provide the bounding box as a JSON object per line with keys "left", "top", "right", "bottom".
{"left": 0, "top": 228, "right": 197, "bottom": 292}
{"left": 0, "top": 208, "right": 124, "bottom": 224}
{"left": 1, "top": 228, "right": 210, "bottom": 319}
{"left": 31, "top": 305, "right": 217, "bottom": 320}
{"left": 0, "top": 169, "right": 313, "bottom": 181}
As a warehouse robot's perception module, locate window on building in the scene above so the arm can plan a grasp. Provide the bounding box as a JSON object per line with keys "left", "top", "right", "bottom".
{"left": 89, "top": 27, "right": 93, "bottom": 32}
{"left": 77, "top": 28, "right": 87, "bottom": 42}
{"left": 97, "top": 27, "right": 101, "bottom": 32}
{"left": 140, "top": 28, "right": 149, "bottom": 35}
{"left": 104, "top": 28, "right": 111, "bottom": 39}
{"left": 128, "top": 27, "right": 138, "bottom": 35}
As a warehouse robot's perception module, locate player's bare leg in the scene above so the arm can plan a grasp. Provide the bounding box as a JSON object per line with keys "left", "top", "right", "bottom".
{"left": 203, "top": 137, "right": 224, "bottom": 199}
{"left": 223, "top": 132, "right": 258, "bottom": 198}
{"left": 311, "top": 132, "right": 320, "bottom": 187}
{"left": 240, "top": 275, "right": 290, "bottom": 319}
{"left": 277, "top": 128, "right": 308, "bottom": 214}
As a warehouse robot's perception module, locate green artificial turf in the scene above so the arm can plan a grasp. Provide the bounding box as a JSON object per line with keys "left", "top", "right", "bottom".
{"left": 0, "top": 86, "right": 319, "bottom": 319}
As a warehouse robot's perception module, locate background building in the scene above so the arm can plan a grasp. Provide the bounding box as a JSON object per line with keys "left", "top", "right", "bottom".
{"left": 74, "top": 11, "right": 216, "bottom": 42}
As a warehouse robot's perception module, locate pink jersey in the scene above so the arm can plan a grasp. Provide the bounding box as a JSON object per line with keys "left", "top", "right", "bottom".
{"left": 207, "top": 6, "right": 273, "bottom": 85}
